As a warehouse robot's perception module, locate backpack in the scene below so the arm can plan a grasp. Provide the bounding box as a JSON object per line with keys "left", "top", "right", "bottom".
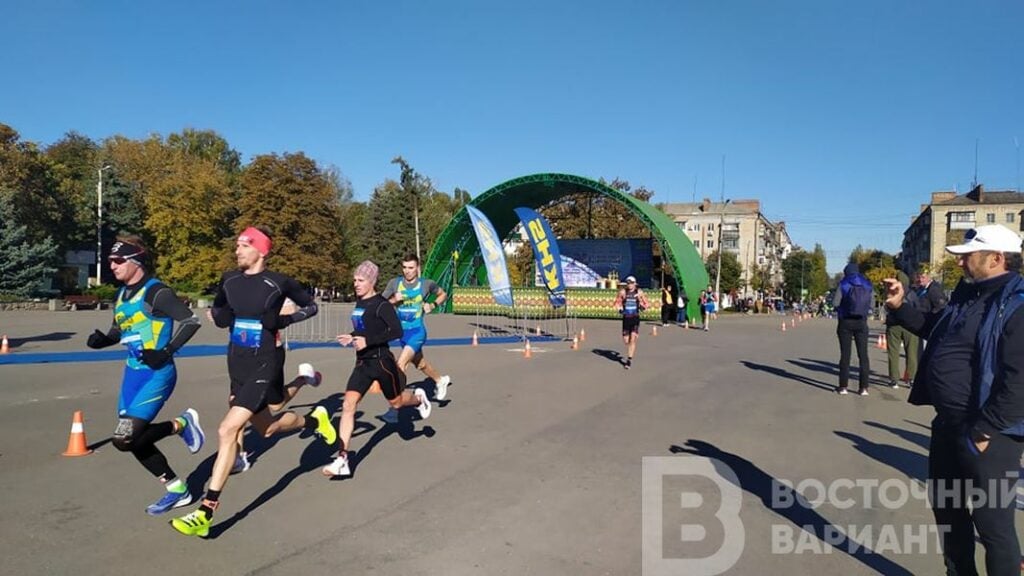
{"left": 841, "top": 281, "right": 872, "bottom": 317}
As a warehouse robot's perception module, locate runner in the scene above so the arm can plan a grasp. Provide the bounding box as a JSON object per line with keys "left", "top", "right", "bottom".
{"left": 378, "top": 253, "right": 449, "bottom": 423}
{"left": 170, "top": 226, "right": 335, "bottom": 537}
{"left": 227, "top": 297, "right": 322, "bottom": 475}
{"left": 613, "top": 275, "right": 649, "bottom": 369}
{"left": 85, "top": 235, "right": 205, "bottom": 515}
{"left": 321, "top": 260, "right": 432, "bottom": 477}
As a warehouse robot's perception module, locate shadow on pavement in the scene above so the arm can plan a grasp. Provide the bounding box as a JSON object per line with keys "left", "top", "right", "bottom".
{"left": 739, "top": 360, "right": 833, "bottom": 392}
{"left": 669, "top": 439, "right": 913, "bottom": 576}
{"left": 592, "top": 349, "right": 624, "bottom": 366}
{"left": 789, "top": 358, "right": 890, "bottom": 387}
{"left": 834, "top": 430, "right": 928, "bottom": 482}
{"left": 863, "top": 420, "right": 930, "bottom": 452}
{"left": 9, "top": 331, "right": 76, "bottom": 349}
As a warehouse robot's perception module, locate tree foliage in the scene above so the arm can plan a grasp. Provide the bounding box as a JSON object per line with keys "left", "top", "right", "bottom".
{"left": 705, "top": 250, "right": 743, "bottom": 294}
{"left": 782, "top": 245, "right": 829, "bottom": 301}
{"left": 0, "top": 191, "right": 59, "bottom": 296}
{"left": 539, "top": 178, "right": 656, "bottom": 240}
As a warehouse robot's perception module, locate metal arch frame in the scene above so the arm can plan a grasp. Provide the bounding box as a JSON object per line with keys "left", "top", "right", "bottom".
{"left": 424, "top": 173, "right": 710, "bottom": 320}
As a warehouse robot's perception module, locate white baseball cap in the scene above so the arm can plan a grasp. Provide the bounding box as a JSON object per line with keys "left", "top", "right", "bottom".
{"left": 946, "top": 225, "right": 1023, "bottom": 255}
{"left": 625, "top": 275, "right": 637, "bottom": 283}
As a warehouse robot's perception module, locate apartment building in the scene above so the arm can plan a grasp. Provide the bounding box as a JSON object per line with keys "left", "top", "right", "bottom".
{"left": 662, "top": 198, "right": 792, "bottom": 294}
{"left": 901, "top": 184, "right": 1024, "bottom": 273}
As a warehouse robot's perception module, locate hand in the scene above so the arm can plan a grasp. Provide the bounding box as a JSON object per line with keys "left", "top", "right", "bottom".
{"left": 423, "top": 302, "right": 434, "bottom": 314}
{"left": 970, "top": 429, "right": 991, "bottom": 454}
{"left": 139, "top": 348, "right": 172, "bottom": 369}
{"left": 337, "top": 334, "right": 354, "bottom": 347}
{"left": 352, "top": 336, "right": 367, "bottom": 351}
{"left": 882, "top": 278, "right": 904, "bottom": 309}
{"left": 87, "top": 329, "right": 117, "bottom": 349}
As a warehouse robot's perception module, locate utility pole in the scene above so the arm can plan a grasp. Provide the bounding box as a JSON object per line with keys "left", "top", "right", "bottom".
{"left": 96, "top": 165, "right": 112, "bottom": 286}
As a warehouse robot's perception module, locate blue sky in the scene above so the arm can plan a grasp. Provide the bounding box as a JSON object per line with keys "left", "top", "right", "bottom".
{"left": 3, "top": 0, "right": 1022, "bottom": 273}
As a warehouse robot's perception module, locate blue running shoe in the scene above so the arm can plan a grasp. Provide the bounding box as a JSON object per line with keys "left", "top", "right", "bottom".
{"left": 230, "top": 451, "right": 251, "bottom": 475}
{"left": 179, "top": 408, "right": 205, "bottom": 454}
{"left": 376, "top": 407, "right": 399, "bottom": 425}
{"left": 146, "top": 490, "right": 192, "bottom": 516}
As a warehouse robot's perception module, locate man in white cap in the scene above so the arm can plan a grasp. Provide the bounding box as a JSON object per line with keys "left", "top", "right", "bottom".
{"left": 613, "top": 275, "right": 649, "bottom": 369}
{"left": 884, "top": 224, "right": 1024, "bottom": 576}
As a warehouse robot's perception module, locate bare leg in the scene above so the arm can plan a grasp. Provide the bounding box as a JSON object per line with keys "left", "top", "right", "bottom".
{"left": 413, "top": 352, "right": 442, "bottom": 382}
{"left": 338, "top": 390, "right": 363, "bottom": 452}
{"left": 209, "top": 406, "right": 254, "bottom": 492}
{"left": 627, "top": 333, "right": 638, "bottom": 359}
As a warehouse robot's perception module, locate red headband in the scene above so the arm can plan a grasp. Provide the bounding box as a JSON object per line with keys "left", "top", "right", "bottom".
{"left": 238, "top": 227, "right": 272, "bottom": 256}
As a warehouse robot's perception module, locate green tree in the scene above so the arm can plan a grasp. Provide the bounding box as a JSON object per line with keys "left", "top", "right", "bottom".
{"left": 0, "top": 191, "right": 59, "bottom": 296}
{"left": 0, "top": 124, "right": 74, "bottom": 250}
{"left": 705, "top": 250, "right": 742, "bottom": 294}
{"left": 540, "top": 178, "right": 657, "bottom": 240}
{"left": 937, "top": 255, "right": 964, "bottom": 290}
{"left": 808, "top": 244, "right": 829, "bottom": 299}
{"left": 364, "top": 179, "right": 417, "bottom": 283}
{"left": 237, "top": 152, "right": 346, "bottom": 288}
{"left": 44, "top": 131, "right": 100, "bottom": 248}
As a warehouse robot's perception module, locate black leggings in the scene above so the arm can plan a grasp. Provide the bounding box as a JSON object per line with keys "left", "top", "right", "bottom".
{"left": 112, "top": 417, "right": 178, "bottom": 481}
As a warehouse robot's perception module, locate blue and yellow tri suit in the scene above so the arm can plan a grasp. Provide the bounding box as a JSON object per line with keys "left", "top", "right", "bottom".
{"left": 115, "top": 278, "right": 176, "bottom": 421}
{"left": 390, "top": 278, "right": 436, "bottom": 354}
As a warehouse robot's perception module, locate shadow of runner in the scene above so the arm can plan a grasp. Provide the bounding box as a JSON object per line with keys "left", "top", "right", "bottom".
{"left": 789, "top": 358, "right": 890, "bottom": 387}
{"left": 591, "top": 349, "right": 624, "bottom": 366}
{"left": 341, "top": 417, "right": 436, "bottom": 480}
{"left": 834, "top": 431, "right": 928, "bottom": 482}
{"left": 739, "top": 360, "right": 833, "bottom": 392}
{"left": 863, "top": 421, "right": 931, "bottom": 452}
{"left": 669, "top": 440, "right": 913, "bottom": 576}
{"left": 9, "top": 331, "right": 76, "bottom": 348}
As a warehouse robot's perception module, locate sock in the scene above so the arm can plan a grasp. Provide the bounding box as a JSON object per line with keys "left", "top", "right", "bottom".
{"left": 165, "top": 478, "right": 186, "bottom": 493}
{"left": 174, "top": 416, "right": 187, "bottom": 433}
{"left": 200, "top": 490, "right": 221, "bottom": 517}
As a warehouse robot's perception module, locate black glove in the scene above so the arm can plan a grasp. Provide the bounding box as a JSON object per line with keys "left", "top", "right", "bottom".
{"left": 87, "top": 329, "right": 117, "bottom": 349}
{"left": 140, "top": 348, "right": 173, "bottom": 369}
{"left": 262, "top": 310, "right": 294, "bottom": 331}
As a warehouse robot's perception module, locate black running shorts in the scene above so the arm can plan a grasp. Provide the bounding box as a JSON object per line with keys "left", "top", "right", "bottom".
{"left": 228, "top": 351, "right": 285, "bottom": 413}
{"left": 621, "top": 316, "right": 641, "bottom": 335}
{"left": 346, "top": 353, "right": 406, "bottom": 400}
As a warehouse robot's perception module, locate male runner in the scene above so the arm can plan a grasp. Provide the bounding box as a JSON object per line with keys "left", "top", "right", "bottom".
{"left": 321, "top": 260, "right": 431, "bottom": 477}
{"left": 85, "top": 235, "right": 205, "bottom": 515}
{"left": 612, "top": 275, "right": 649, "bottom": 369}
{"left": 378, "top": 254, "right": 449, "bottom": 423}
{"left": 170, "top": 226, "right": 335, "bottom": 537}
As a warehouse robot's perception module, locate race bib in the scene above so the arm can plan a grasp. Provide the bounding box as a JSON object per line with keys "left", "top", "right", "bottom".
{"left": 231, "top": 318, "right": 263, "bottom": 348}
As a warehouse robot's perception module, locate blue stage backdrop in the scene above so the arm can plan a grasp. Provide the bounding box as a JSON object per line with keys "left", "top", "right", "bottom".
{"left": 550, "top": 239, "right": 655, "bottom": 288}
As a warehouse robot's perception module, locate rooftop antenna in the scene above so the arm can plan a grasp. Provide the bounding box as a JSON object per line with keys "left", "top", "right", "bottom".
{"left": 692, "top": 174, "right": 697, "bottom": 203}
{"left": 1015, "top": 136, "right": 1020, "bottom": 193}
{"left": 972, "top": 138, "right": 979, "bottom": 189}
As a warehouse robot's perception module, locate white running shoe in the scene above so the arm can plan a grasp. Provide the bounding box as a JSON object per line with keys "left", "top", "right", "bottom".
{"left": 414, "top": 388, "right": 431, "bottom": 420}
{"left": 298, "top": 363, "right": 321, "bottom": 387}
{"left": 435, "top": 375, "right": 451, "bottom": 401}
{"left": 322, "top": 453, "right": 351, "bottom": 477}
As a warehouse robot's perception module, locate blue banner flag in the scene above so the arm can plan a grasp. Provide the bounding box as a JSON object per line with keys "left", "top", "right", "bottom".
{"left": 513, "top": 207, "right": 566, "bottom": 308}
{"left": 466, "top": 206, "right": 514, "bottom": 307}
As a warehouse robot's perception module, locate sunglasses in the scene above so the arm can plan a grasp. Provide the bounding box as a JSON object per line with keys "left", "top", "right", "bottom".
{"left": 109, "top": 257, "right": 129, "bottom": 265}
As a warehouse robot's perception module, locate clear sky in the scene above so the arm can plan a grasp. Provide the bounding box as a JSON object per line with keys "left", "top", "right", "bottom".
{"left": 3, "top": 0, "right": 1022, "bottom": 273}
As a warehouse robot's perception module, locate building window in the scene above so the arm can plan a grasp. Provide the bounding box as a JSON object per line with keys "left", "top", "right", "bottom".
{"left": 693, "top": 240, "right": 699, "bottom": 248}
{"left": 1007, "top": 213, "right": 1015, "bottom": 223}
{"left": 707, "top": 240, "right": 714, "bottom": 249}
{"left": 707, "top": 223, "right": 714, "bottom": 231}
{"left": 987, "top": 213, "right": 996, "bottom": 223}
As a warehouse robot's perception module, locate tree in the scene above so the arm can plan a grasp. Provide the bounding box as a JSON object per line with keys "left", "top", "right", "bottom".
{"left": 540, "top": 178, "right": 658, "bottom": 240}
{"left": 848, "top": 245, "right": 896, "bottom": 300}
{"left": 44, "top": 131, "right": 100, "bottom": 248}
{"left": 0, "top": 191, "right": 59, "bottom": 296}
{"left": 937, "top": 255, "right": 964, "bottom": 290}
{"left": 363, "top": 179, "right": 417, "bottom": 283}
{"left": 705, "top": 250, "right": 742, "bottom": 294}
{"left": 237, "top": 153, "right": 346, "bottom": 288}
{"left": 0, "top": 124, "right": 74, "bottom": 250}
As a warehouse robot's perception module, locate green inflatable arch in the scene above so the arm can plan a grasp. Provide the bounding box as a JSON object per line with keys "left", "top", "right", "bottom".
{"left": 424, "top": 173, "right": 710, "bottom": 321}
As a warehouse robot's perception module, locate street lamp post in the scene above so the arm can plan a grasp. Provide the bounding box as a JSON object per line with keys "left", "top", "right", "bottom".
{"left": 714, "top": 199, "right": 731, "bottom": 307}
{"left": 96, "top": 165, "right": 112, "bottom": 286}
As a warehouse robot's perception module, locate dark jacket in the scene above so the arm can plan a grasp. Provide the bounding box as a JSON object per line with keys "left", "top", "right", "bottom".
{"left": 833, "top": 269, "right": 874, "bottom": 320}
{"left": 892, "top": 272, "right": 1024, "bottom": 436}
{"left": 914, "top": 279, "right": 948, "bottom": 315}
{"left": 885, "top": 271, "right": 914, "bottom": 326}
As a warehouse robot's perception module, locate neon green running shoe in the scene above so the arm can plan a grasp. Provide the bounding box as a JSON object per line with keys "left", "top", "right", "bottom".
{"left": 311, "top": 406, "right": 336, "bottom": 445}
{"left": 170, "top": 509, "right": 211, "bottom": 537}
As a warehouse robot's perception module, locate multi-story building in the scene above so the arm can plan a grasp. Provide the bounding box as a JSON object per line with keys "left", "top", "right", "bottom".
{"left": 900, "top": 184, "right": 1024, "bottom": 273}
{"left": 662, "top": 198, "right": 792, "bottom": 295}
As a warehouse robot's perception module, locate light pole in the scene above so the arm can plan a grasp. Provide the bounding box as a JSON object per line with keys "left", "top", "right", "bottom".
{"left": 96, "top": 165, "right": 112, "bottom": 286}
{"left": 714, "top": 199, "right": 731, "bottom": 307}
{"left": 800, "top": 257, "right": 807, "bottom": 304}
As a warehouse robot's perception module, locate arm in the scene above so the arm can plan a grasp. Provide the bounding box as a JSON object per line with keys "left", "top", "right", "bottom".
{"left": 382, "top": 278, "right": 400, "bottom": 305}
{"left": 424, "top": 280, "right": 446, "bottom": 313}
{"left": 973, "top": 308, "right": 1024, "bottom": 437}
{"left": 277, "top": 279, "right": 318, "bottom": 327}
{"left": 639, "top": 290, "right": 650, "bottom": 310}
{"left": 613, "top": 290, "right": 625, "bottom": 311}
{"left": 87, "top": 318, "right": 122, "bottom": 349}
{"left": 210, "top": 279, "right": 235, "bottom": 328}
{"left": 363, "top": 300, "right": 403, "bottom": 347}
{"left": 149, "top": 285, "right": 201, "bottom": 353}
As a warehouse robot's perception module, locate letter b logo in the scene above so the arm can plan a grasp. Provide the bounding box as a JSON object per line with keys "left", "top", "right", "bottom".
{"left": 642, "top": 456, "right": 745, "bottom": 575}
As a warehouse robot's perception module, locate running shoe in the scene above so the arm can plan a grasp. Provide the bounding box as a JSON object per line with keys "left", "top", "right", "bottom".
{"left": 322, "top": 453, "right": 351, "bottom": 477}
{"left": 435, "top": 375, "right": 451, "bottom": 401}
{"left": 230, "top": 451, "right": 251, "bottom": 475}
{"left": 858, "top": 389, "right": 869, "bottom": 397}
{"left": 376, "top": 407, "right": 399, "bottom": 425}
{"left": 889, "top": 380, "right": 900, "bottom": 389}
{"left": 298, "top": 363, "right": 322, "bottom": 387}
{"left": 179, "top": 408, "right": 205, "bottom": 454}
{"left": 837, "top": 387, "right": 849, "bottom": 395}
{"left": 311, "top": 406, "right": 337, "bottom": 445}
{"left": 414, "top": 388, "right": 431, "bottom": 420}
{"left": 146, "top": 490, "right": 192, "bottom": 516}
{"left": 170, "top": 509, "right": 211, "bottom": 537}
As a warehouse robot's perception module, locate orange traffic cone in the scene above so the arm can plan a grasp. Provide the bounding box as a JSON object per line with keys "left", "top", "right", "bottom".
{"left": 571, "top": 335, "right": 579, "bottom": 350}
{"left": 523, "top": 339, "right": 532, "bottom": 359}
{"left": 0, "top": 334, "right": 8, "bottom": 354}
{"left": 781, "top": 322, "right": 787, "bottom": 332}
{"left": 579, "top": 328, "right": 586, "bottom": 342}
{"left": 471, "top": 330, "right": 479, "bottom": 347}
{"left": 62, "top": 410, "right": 93, "bottom": 456}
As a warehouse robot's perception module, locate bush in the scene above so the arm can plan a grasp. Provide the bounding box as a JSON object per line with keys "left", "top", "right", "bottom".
{"left": 85, "top": 284, "right": 118, "bottom": 301}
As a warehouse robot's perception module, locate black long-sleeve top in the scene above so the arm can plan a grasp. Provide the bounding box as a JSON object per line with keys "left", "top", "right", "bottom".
{"left": 350, "top": 294, "right": 403, "bottom": 360}
{"left": 892, "top": 272, "right": 1024, "bottom": 435}
{"left": 211, "top": 269, "right": 317, "bottom": 356}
